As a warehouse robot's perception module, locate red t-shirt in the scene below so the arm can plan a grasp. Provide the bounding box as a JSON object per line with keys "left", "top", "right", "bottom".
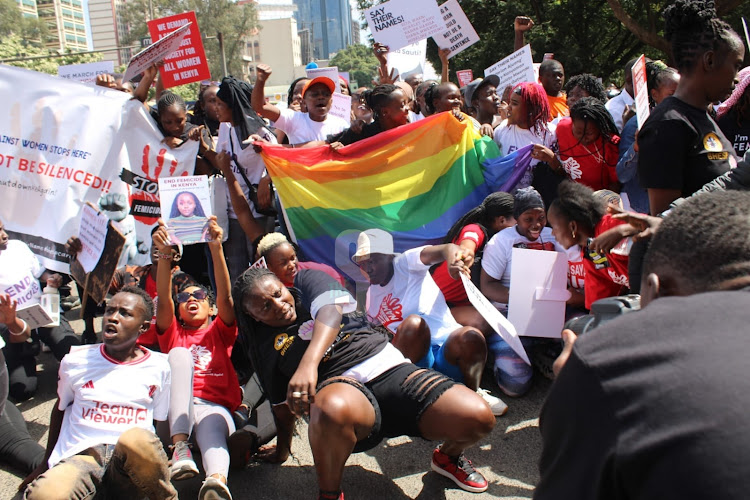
{"left": 556, "top": 117, "right": 619, "bottom": 191}
{"left": 431, "top": 224, "right": 486, "bottom": 306}
{"left": 583, "top": 215, "right": 630, "bottom": 309}
{"left": 160, "top": 316, "right": 241, "bottom": 411}
{"left": 297, "top": 261, "right": 346, "bottom": 288}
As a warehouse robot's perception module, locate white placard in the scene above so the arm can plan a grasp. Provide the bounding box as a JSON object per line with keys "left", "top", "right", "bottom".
{"left": 306, "top": 66, "right": 341, "bottom": 93}
{"left": 16, "top": 303, "right": 54, "bottom": 329}
{"left": 632, "top": 55, "right": 649, "bottom": 131}
{"left": 366, "top": 0, "right": 444, "bottom": 51}
{"left": 123, "top": 22, "right": 192, "bottom": 82}
{"left": 249, "top": 256, "right": 267, "bottom": 269}
{"left": 484, "top": 45, "right": 536, "bottom": 95}
{"left": 329, "top": 93, "right": 352, "bottom": 124}
{"left": 158, "top": 175, "right": 212, "bottom": 245}
{"left": 460, "top": 273, "right": 529, "bottom": 365}
{"left": 78, "top": 204, "right": 110, "bottom": 273}
{"left": 431, "top": 0, "right": 479, "bottom": 58}
{"left": 507, "top": 248, "right": 570, "bottom": 338}
{"left": 743, "top": 18, "right": 750, "bottom": 54}
{"left": 58, "top": 61, "right": 115, "bottom": 84}
{"left": 387, "top": 40, "right": 427, "bottom": 79}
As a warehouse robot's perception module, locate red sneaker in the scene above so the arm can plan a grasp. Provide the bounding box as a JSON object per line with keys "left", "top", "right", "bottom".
{"left": 431, "top": 448, "right": 488, "bottom": 493}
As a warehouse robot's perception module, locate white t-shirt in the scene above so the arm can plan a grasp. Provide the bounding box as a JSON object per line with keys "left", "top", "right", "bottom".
{"left": 0, "top": 240, "right": 44, "bottom": 309}
{"left": 481, "top": 226, "right": 563, "bottom": 310}
{"left": 273, "top": 108, "right": 349, "bottom": 144}
{"left": 216, "top": 123, "right": 276, "bottom": 219}
{"left": 366, "top": 247, "right": 460, "bottom": 347}
{"left": 605, "top": 90, "right": 634, "bottom": 133}
{"left": 409, "top": 110, "right": 423, "bottom": 123}
{"left": 49, "top": 344, "right": 171, "bottom": 467}
{"left": 493, "top": 121, "right": 557, "bottom": 190}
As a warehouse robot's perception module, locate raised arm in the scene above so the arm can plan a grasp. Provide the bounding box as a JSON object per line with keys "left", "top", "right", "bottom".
{"left": 152, "top": 223, "right": 176, "bottom": 333}
{"left": 132, "top": 64, "right": 159, "bottom": 105}
{"left": 206, "top": 217, "right": 234, "bottom": 325}
{"left": 439, "top": 48, "right": 450, "bottom": 84}
{"left": 514, "top": 16, "right": 534, "bottom": 51}
{"left": 252, "top": 64, "right": 281, "bottom": 122}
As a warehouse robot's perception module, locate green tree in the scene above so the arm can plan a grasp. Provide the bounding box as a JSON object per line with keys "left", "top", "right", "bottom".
{"left": 119, "top": 0, "right": 258, "bottom": 80}
{"left": 329, "top": 43, "right": 379, "bottom": 87}
{"left": 0, "top": 0, "right": 48, "bottom": 46}
{"left": 0, "top": 34, "right": 101, "bottom": 75}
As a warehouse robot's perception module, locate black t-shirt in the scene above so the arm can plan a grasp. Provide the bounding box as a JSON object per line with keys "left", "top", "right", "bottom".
{"left": 717, "top": 108, "right": 750, "bottom": 158}
{"left": 535, "top": 290, "right": 750, "bottom": 500}
{"left": 328, "top": 121, "right": 384, "bottom": 146}
{"left": 249, "top": 269, "right": 389, "bottom": 405}
{"left": 638, "top": 96, "right": 736, "bottom": 197}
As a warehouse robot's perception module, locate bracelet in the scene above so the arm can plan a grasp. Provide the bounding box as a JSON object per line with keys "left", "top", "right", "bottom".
{"left": 156, "top": 251, "right": 175, "bottom": 260}
{"left": 9, "top": 318, "right": 28, "bottom": 336}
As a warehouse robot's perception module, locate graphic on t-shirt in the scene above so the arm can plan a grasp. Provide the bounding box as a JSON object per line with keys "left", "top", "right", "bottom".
{"left": 82, "top": 380, "right": 95, "bottom": 390}
{"left": 703, "top": 132, "right": 722, "bottom": 151}
{"left": 374, "top": 293, "right": 403, "bottom": 329}
{"left": 4, "top": 276, "right": 41, "bottom": 309}
{"left": 608, "top": 269, "right": 629, "bottom": 287}
{"left": 190, "top": 344, "right": 212, "bottom": 371}
{"left": 148, "top": 385, "right": 157, "bottom": 397}
{"left": 298, "top": 320, "right": 314, "bottom": 340}
{"left": 513, "top": 241, "right": 557, "bottom": 252}
{"left": 562, "top": 157, "right": 583, "bottom": 180}
{"left": 274, "top": 333, "right": 294, "bottom": 355}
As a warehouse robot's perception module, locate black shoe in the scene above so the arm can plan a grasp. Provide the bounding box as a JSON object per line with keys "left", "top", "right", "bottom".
{"left": 232, "top": 405, "right": 250, "bottom": 429}
{"left": 227, "top": 428, "right": 258, "bottom": 470}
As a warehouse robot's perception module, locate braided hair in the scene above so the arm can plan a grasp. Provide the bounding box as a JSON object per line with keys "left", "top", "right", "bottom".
{"left": 286, "top": 77, "right": 309, "bottom": 107}
{"left": 549, "top": 181, "right": 606, "bottom": 236}
{"left": 363, "top": 84, "right": 400, "bottom": 121}
{"left": 424, "top": 82, "right": 459, "bottom": 114}
{"left": 157, "top": 91, "right": 186, "bottom": 116}
{"left": 569, "top": 96, "right": 619, "bottom": 143}
{"left": 444, "top": 192, "right": 515, "bottom": 244}
{"left": 664, "top": 0, "right": 740, "bottom": 73}
{"left": 512, "top": 82, "right": 551, "bottom": 135}
{"left": 564, "top": 74, "right": 608, "bottom": 104}
{"left": 645, "top": 61, "right": 678, "bottom": 108}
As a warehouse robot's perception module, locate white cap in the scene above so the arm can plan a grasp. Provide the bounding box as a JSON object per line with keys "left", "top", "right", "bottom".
{"left": 351, "top": 228, "right": 394, "bottom": 263}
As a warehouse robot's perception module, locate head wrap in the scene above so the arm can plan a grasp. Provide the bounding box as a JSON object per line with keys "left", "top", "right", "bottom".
{"left": 513, "top": 187, "right": 545, "bottom": 219}
{"left": 217, "top": 76, "right": 268, "bottom": 149}
{"left": 716, "top": 66, "right": 750, "bottom": 119}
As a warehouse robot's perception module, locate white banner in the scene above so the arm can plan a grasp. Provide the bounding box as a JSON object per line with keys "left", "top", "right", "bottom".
{"left": 0, "top": 66, "right": 130, "bottom": 272}
{"left": 58, "top": 61, "right": 115, "bottom": 84}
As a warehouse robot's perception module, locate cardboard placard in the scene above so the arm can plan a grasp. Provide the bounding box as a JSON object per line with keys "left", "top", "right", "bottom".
{"left": 329, "top": 93, "right": 352, "bottom": 124}
{"left": 456, "top": 69, "right": 473, "bottom": 87}
{"left": 70, "top": 216, "right": 126, "bottom": 305}
{"left": 306, "top": 66, "right": 341, "bottom": 93}
{"left": 366, "top": 0, "right": 444, "bottom": 51}
{"left": 58, "top": 61, "right": 115, "bottom": 84}
{"left": 158, "top": 175, "right": 212, "bottom": 246}
{"left": 78, "top": 203, "right": 110, "bottom": 273}
{"left": 507, "top": 248, "right": 570, "bottom": 338}
{"left": 147, "top": 12, "right": 211, "bottom": 88}
{"left": 431, "top": 0, "right": 479, "bottom": 58}
{"left": 484, "top": 45, "right": 536, "bottom": 95}
{"left": 123, "top": 22, "right": 192, "bottom": 83}
{"left": 16, "top": 303, "right": 54, "bottom": 329}
{"left": 632, "top": 54, "right": 649, "bottom": 130}
{"left": 460, "top": 273, "right": 529, "bottom": 364}
{"left": 386, "top": 40, "right": 427, "bottom": 80}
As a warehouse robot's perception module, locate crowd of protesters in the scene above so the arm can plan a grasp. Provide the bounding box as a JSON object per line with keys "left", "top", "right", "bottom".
{"left": 2, "top": 0, "right": 750, "bottom": 498}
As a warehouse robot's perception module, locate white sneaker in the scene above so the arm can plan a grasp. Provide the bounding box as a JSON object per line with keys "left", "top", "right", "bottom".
{"left": 477, "top": 388, "right": 508, "bottom": 416}
{"left": 199, "top": 477, "right": 233, "bottom": 500}
{"left": 169, "top": 440, "right": 199, "bottom": 481}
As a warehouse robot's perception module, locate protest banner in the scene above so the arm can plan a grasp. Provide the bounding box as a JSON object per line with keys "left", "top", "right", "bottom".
{"left": 366, "top": 0, "right": 443, "bottom": 51}
{"left": 456, "top": 69, "right": 473, "bottom": 87}
{"left": 58, "top": 61, "right": 115, "bottom": 85}
{"left": 123, "top": 22, "right": 192, "bottom": 83}
{"left": 147, "top": 12, "right": 211, "bottom": 88}
{"left": 329, "top": 93, "right": 352, "bottom": 124}
{"left": 117, "top": 103, "right": 200, "bottom": 264}
{"left": 70, "top": 216, "right": 126, "bottom": 305}
{"left": 0, "top": 66, "right": 130, "bottom": 272}
{"left": 508, "top": 248, "right": 570, "bottom": 338}
{"left": 431, "top": 0, "right": 479, "bottom": 58}
{"left": 632, "top": 54, "right": 649, "bottom": 130}
{"left": 306, "top": 66, "right": 341, "bottom": 92}
{"left": 159, "top": 175, "right": 212, "bottom": 245}
{"left": 484, "top": 45, "right": 536, "bottom": 95}
{"left": 78, "top": 203, "right": 110, "bottom": 273}
{"left": 386, "top": 40, "right": 427, "bottom": 79}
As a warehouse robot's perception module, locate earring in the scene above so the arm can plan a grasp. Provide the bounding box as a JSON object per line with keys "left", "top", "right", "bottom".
{"left": 572, "top": 230, "right": 576, "bottom": 240}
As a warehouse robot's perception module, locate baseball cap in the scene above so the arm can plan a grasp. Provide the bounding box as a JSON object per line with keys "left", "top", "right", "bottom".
{"left": 301, "top": 76, "right": 336, "bottom": 97}
{"left": 464, "top": 75, "right": 501, "bottom": 105}
{"left": 352, "top": 229, "right": 395, "bottom": 263}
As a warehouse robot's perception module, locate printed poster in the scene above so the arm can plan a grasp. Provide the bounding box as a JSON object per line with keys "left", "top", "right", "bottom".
{"left": 366, "top": 0, "right": 444, "bottom": 51}
{"left": 147, "top": 12, "right": 211, "bottom": 88}
{"left": 158, "top": 175, "right": 212, "bottom": 245}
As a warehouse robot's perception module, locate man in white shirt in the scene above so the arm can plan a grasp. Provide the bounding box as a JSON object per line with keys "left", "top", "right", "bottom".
{"left": 605, "top": 58, "right": 637, "bottom": 133}
{"left": 22, "top": 287, "right": 176, "bottom": 500}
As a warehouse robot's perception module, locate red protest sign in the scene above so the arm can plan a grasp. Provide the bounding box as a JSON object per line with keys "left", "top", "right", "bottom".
{"left": 631, "top": 54, "right": 649, "bottom": 130}
{"left": 147, "top": 11, "right": 210, "bottom": 88}
{"left": 456, "top": 69, "right": 473, "bottom": 88}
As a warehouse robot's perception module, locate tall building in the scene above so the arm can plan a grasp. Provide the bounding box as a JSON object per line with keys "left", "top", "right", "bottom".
{"left": 36, "top": 0, "right": 89, "bottom": 52}
{"left": 293, "top": 0, "right": 352, "bottom": 60}
{"left": 242, "top": 17, "right": 303, "bottom": 87}
{"left": 254, "top": 0, "right": 295, "bottom": 20}
{"left": 88, "top": 0, "right": 131, "bottom": 65}
{"left": 16, "top": 0, "right": 39, "bottom": 18}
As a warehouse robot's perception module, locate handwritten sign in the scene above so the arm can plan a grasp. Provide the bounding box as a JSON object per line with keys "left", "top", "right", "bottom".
{"left": 387, "top": 40, "right": 427, "bottom": 79}
{"left": 456, "top": 69, "right": 473, "bottom": 87}
{"left": 306, "top": 66, "right": 341, "bottom": 93}
{"left": 123, "top": 22, "right": 192, "bottom": 83}
{"left": 431, "top": 0, "right": 479, "bottom": 58}
{"left": 147, "top": 12, "right": 210, "bottom": 88}
{"left": 58, "top": 61, "right": 114, "bottom": 84}
{"left": 460, "top": 273, "right": 529, "bottom": 364}
{"left": 70, "top": 221, "right": 126, "bottom": 305}
{"left": 78, "top": 203, "right": 110, "bottom": 273}
{"left": 16, "top": 303, "right": 54, "bottom": 329}
{"left": 484, "top": 45, "right": 536, "bottom": 96}
{"left": 366, "top": 0, "right": 443, "bottom": 51}
{"left": 329, "top": 92, "right": 352, "bottom": 124}
{"left": 508, "top": 248, "right": 570, "bottom": 338}
{"left": 632, "top": 55, "right": 649, "bottom": 130}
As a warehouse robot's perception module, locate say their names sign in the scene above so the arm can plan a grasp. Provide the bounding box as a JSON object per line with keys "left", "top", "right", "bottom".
{"left": 431, "top": 0, "right": 479, "bottom": 58}
{"left": 123, "top": 22, "right": 192, "bottom": 83}
{"left": 147, "top": 11, "right": 210, "bottom": 88}
{"left": 484, "top": 45, "right": 536, "bottom": 95}
{"left": 366, "top": 0, "right": 444, "bottom": 51}
{"left": 632, "top": 55, "right": 649, "bottom": 130}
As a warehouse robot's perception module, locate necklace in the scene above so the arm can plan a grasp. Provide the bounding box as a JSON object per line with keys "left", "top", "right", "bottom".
{"left": 581, "top": 142, "right": 604, "bottom": 164}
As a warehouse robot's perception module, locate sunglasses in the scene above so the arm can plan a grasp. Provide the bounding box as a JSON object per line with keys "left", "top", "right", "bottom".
{"left": 176, "top": 289, "right": 208, "bottom": 303}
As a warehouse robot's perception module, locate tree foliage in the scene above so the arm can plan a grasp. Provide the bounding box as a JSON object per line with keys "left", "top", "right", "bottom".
{"left": 0, "top": 34, "right": 102, "bottom": 75}
{"left": 329, "top": 43, "right": 380, "bottom": 87}
{"left": 119, "top": 0, "right": 258, "bottom": 80}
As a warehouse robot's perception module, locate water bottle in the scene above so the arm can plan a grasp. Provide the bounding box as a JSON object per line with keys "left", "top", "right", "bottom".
{"left": 40, "top": 284, "right": 60, "bottom": 327}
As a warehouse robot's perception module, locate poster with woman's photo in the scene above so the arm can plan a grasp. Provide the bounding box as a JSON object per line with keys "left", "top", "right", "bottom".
{"left": 158, "top": 175, "right": 212, "bottom": 245}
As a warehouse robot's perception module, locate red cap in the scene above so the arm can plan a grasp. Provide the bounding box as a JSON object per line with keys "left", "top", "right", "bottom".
{"left": 302, "top": 76, "right": 336, "bottom": 97}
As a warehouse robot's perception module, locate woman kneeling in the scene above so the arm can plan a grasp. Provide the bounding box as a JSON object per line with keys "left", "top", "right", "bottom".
{"left": 233, "top": 268, "right": 495, "bottom": 499}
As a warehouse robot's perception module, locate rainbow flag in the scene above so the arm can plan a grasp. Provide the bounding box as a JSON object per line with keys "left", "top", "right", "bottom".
{"left": 260, "top": 112, "right": 531, "bottom": 272}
